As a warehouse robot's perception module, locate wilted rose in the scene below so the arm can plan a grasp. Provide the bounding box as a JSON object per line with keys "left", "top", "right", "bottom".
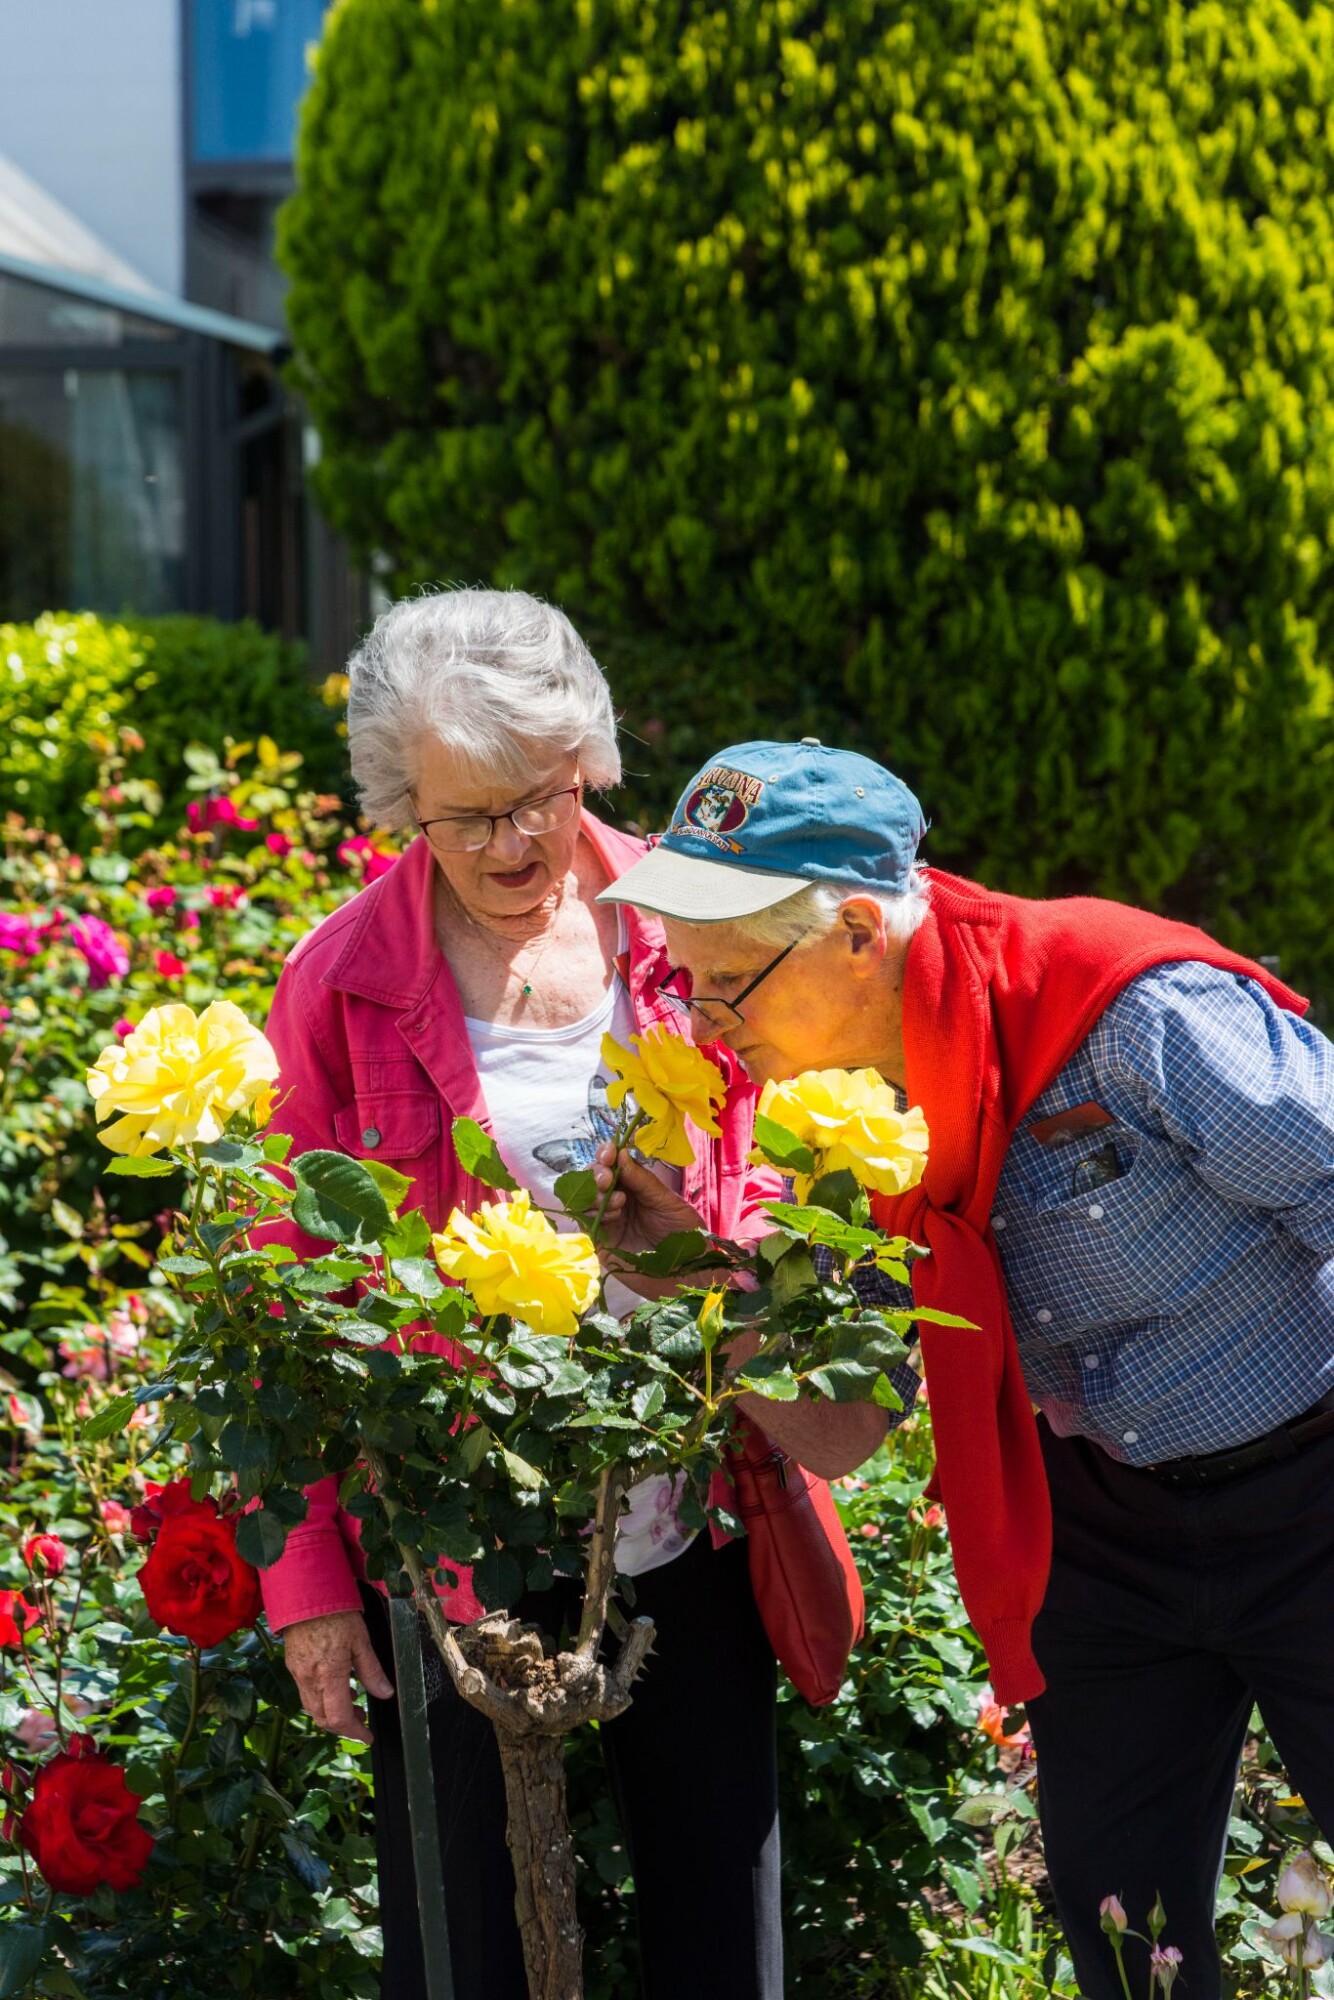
{"left": 1277, "top": 1851, "right": 1333, "bottom": 1918}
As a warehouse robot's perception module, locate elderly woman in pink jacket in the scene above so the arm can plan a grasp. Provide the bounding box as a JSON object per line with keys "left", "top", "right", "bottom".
{"left": 260, "top": 588, "right": 880, "bottom": 2000}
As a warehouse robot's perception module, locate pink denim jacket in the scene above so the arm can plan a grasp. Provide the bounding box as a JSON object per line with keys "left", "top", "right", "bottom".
{"left": 258, "top": 811, "right": 779, "bottom": 1632}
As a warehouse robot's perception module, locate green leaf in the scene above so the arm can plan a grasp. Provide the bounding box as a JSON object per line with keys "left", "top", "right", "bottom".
{"left": 235, "top": 1508, "right": 289, "bottom": 1569}
{"left": 218, "top": 1422, "right": 276, "bottom": 1478}
{"left": 157, "top": 1254, "right": 210, "bottom": 1276}
{"left": 631, "top": 1381, "right": 665, "bottom": 1422}
{"left": 81, "top": 1392, "right": 136, "bottom": 1442}
{"left": 204, "top": 1771, "right": 257, "bottom": 1830}
{"left": 616, "top": 1230, "right": 713, "bottom": 1277}
{"left": 737, "top": 1368, "right": 800, "bottom": 1401}
{"left": 500, "top": 1447, "right": 544, "bottom": 1491}
{"left": 292, "top": 1149, "right": 394, "bottom": 1243}
{"left": 263, "top": 1131, "right": 294, "bottom": 1164}
{"left": 457, "top": 1424, "right": 491, "bottom": 1474}
{"left": 451, "top": 1117, "right": 519, "bottom": 1192}
{"left": 474, "top": 1547, "right": 523, "bottom": 1609}
{"left": 870, "top": 1373, "right": 905, "bottom": 1411}
{"left": 946, "top": 1938, "right": 1028, "bottom": 1968}
{"left": 0, "top": 1923, "right": 48, "bottom": 1999}
{"left": 806, "top": 1360, "right": 880, "bottom": 1402}
{"left": 362, "top": 1159, "right": 412, "bottom": 1211}
{"left": 912, "top": 1307, "right": 979, "bottom": 1330}
{"left": 103, "top": 1154, "right": 177, "bottom": 1178}
{"left": 280, "top": 1828, "right": 332, "bottom": 1892}
{"left": 769, "top": 1245, "right": 818, "bottom": 1306}
{"left": 752, "top": 1114, "right": 815, "bottom": 1177}
{"left": 553, "top": 1169, "right": 598, "bottom": 1214}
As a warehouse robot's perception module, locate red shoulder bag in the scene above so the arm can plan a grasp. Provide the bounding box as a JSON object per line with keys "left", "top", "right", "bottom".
{"left": 727, "top": 1417, "right": 865, "bottom": 1706}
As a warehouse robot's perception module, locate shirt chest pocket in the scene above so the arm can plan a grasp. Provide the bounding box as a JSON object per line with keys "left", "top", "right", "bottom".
{"left": 332, "top": 1093, "right": 442, "bottom": 1217}
{"left": 1008, "top": 1128, "right": 1190, "bottom": 1329}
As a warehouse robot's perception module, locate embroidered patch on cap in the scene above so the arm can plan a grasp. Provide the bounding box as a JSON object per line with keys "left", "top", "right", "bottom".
{"left": 669, "top": 764, "right": 765, "bottom": 854}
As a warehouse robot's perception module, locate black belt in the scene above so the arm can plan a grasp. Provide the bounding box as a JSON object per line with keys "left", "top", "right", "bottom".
{"left": 1146, "top": 1389, "right": 1334, "bottom": 1489}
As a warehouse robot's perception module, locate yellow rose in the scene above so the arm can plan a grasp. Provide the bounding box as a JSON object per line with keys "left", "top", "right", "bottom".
{"left": 86, "top": 1002, "right": 280, "bottom": 1157}
{"left": 600, "top": 1025, "right": 727, "bottom": 1168}
{"left": 432, "top": 1190, "right": 600, "bottom": 1339}
{"left": 753, "top": 1067, "right": 929, "bottom": 1202}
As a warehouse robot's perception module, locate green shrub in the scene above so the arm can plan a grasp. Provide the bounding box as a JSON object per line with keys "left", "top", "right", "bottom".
{"left": 281, "top": 0, "right": 1334, "bottom": 1011}
{"left": 0, "top": 613, "right": 348, "bottom": 837}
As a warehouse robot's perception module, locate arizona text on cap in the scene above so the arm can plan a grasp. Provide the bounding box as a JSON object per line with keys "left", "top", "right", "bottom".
{"left": 599, "top": 738, "right": 926, "bottom": 923}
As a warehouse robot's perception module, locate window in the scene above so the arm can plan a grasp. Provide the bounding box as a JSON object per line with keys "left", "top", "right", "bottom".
{"left": 0, "top": 368, "right": 185, "bottom": 619}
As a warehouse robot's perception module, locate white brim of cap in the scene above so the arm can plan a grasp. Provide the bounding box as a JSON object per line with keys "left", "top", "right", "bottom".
{"left": 597, "top": 845, "right": 811, "bottom": 922}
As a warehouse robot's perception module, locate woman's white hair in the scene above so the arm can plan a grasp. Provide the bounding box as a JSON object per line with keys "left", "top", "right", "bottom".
{"left": 347, "top": 587, "right": 621, "bottom": 829}
{"left": 726, "top": 867, "right": 931, "bottom": 950}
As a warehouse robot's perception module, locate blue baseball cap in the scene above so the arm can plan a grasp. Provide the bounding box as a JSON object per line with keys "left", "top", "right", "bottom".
{"left": 600, "top": 739, "right": 927, "bottom": 922}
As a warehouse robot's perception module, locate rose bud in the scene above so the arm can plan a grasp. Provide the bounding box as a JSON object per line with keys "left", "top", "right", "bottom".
{"left": 1277, "top": 1851, "right": 1333, "bottom": 1918}
{"left": 22, "top": 1534, "right": 68, "bottom": 1578}
{"left": 1099, "top": 1896, "right": 1128, "bottom": 1936}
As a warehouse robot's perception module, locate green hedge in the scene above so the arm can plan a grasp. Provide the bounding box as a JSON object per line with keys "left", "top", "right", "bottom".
{"left": 281, "top": 0, "right": 1334, "bottom": 1011}
{"left": 0, "top": 613, "right": 348, "bottom": 836}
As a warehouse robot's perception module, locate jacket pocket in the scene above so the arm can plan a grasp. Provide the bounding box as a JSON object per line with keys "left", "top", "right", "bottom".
{"left": 333, "top": 1094, "right": 441, "bottom": 1159}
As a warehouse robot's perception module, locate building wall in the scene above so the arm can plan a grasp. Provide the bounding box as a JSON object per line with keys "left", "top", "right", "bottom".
{"left": 0, "top": 0, "right": 183, "bottom": 294}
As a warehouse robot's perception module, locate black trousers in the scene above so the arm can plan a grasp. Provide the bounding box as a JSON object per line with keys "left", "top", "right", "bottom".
{"left": 1028, "top": 1420, "right": 1334, "bottom": 2000}
{"left": 365, "top": 1532, "right": 782, "bottom": 2000}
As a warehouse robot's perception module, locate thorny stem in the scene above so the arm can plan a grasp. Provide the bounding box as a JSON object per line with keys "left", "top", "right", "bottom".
{"left": 167, "top": 1644, "right": 204, "bottom": 1802}
{"left": 589, "top": 1110, "right": 648, "bottom": 1245}
{"left": 576, "top": 1466, "right": 627, "bottom": 1659}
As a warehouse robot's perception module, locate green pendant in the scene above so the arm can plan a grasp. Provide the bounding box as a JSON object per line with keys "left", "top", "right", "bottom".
{"left": 522, "top": 983, "right": 533, "bottom": 996}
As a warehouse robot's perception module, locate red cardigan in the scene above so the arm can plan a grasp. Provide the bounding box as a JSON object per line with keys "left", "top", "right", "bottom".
{"left": 871, "top": 871, "right": 1306, "bottom": 1704}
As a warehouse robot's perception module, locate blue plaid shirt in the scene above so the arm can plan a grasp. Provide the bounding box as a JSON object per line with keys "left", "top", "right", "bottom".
{"left": 873, "top": 963, "right": 1334, "bottom": 1464}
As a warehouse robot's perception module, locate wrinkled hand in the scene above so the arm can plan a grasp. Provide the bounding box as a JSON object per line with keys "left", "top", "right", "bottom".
{"left": 282, "top": 1610, "right": 393, "bottom": 1744}
{"left": 592, "top": 1142, "right": 705, "bottom": 1250}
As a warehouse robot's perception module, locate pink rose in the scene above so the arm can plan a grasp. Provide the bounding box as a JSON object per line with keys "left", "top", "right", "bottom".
{"left": 265, "top": 833, "right": 294, "bottom": 858}
{"left": 143, "top": 886, "right": 176, "bottom": 912}
{"left": 154, "top": 950, "right": 186, "bottom": 979}
{"left": 187, "top": 797, "right": 259, "bottom": 835}
{"left": 65, "top": 915, "right": 129, "bottom": 989}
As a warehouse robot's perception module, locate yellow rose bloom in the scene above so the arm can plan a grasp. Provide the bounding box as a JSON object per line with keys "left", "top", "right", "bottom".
{"left": 754, "top": 1067, "right": 929, "bottom": 1202}
{"left": 86, "top": 1002, "right": 280, "bottom": 1157}
{"left": 432, "top": 1190, "right": 601, "bottom": 1339}
{"left": 600, "top": 1025, "right": 727, "bottom": 1168}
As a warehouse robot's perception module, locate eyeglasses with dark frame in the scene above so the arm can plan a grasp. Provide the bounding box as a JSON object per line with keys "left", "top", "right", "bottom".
{"left": 655, "top": 937, "right": 803, "bottom": 1032}
{"left": 413, "top": 780, "right": 583, "bottom": 854}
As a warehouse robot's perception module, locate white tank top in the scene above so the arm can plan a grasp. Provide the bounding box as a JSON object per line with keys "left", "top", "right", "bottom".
{"left": 463, "top": 957, "right": 695, "bottom": 1577}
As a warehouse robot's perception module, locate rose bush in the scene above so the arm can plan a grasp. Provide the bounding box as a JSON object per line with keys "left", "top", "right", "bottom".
{"left": 0, "top": 720, "right": 1316, "bottom": 1997}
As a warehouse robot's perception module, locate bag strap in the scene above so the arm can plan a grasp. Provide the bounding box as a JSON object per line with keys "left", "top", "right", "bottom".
{"left": 388, "top": 1595, "right": 457, "bottom": 2000}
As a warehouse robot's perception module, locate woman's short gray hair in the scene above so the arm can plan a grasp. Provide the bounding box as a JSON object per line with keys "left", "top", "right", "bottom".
{"left": 347, "top": 588, "right": 621, "bottom": 829}
{"left": 727, "top": 868, "right": 931, "bottom": 951}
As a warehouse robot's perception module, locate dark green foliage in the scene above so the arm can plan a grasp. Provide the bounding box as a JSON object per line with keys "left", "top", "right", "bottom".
{"left": 282, "top": 0, "right": 1334, "bottom": 1008}
{"left": 0, "top": 613, "right": 347, "bottom": 837}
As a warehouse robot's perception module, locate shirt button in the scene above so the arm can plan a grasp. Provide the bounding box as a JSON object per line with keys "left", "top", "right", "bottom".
{"left": 1036, "top": 1308, "right": 1052, "bottom": 1324}
{"left": 362, "top": 1127, "right": 381, "bottom": 1148}
{"left": 1083, "top": 1354, "right": 1100, "bottom": 1369}
{"left": 1123, "top": 1430, "right": 1139, "bottom": 1445}
{"left": 990, "top": 1213, "right": 1006, "bottom": 1231}
{"left": 1088, "top": 1203, "right": 1105, "bottom": 1220}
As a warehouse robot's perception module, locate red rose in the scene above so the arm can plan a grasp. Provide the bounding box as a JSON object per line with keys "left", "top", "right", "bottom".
{"left": 138, "top": 1507, "right": 262, "bottom": 1648}
{"left": 23, "top": 1533, "right": 68, "bottom": 1578}
{"left": 0, "top": 1590, "right": 40, "bottom": 1649}
{"left": 129, "top": 1476, "right": 203, "bottom": 1545}
{"left": 19, "top": 1737, "right": 153, "bottom": 1895}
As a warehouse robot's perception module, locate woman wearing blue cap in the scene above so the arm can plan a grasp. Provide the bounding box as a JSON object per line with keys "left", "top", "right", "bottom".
{"left": 600, "top": 738, "right": 1334, "bottom": 2000}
